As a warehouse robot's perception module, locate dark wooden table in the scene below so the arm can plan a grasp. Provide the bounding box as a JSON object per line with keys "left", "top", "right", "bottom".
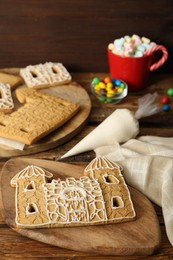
{"left": 0, "top": 72, "right": 173, "bottom": 259}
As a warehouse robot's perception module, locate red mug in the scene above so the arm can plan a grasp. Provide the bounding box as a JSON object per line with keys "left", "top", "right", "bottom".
{"left": 107, "top": 45, "right": 168, "bottom": 91}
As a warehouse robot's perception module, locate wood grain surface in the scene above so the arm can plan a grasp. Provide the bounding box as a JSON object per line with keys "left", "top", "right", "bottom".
{"left": 0, "top": 72, "right": 173, "bottom": 259}
{"left": 0, "top": 0, "right": 172, "bottom": 73}
{"left": 0, "top": 157, "right": 161, "bottom": 256}
{"left": 0, "top": 68, "right": 91, "bottom": 157}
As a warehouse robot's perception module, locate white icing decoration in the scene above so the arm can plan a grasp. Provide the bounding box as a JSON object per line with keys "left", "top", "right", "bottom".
{"left": 85, "top": 156, "right": 121, "bottom": 178}
{"left": 44, "top": 175, "right": 107, "bottom": 224}
{"left": 0, "top": 83, "right": 14, "bottom": 110}
{"left": 11, "top": 165, "right": 53, "bottom": 186}
{"left": 12, "top": 156, "right": 136, "bottom": 228}
{"left": 20, "top": 62, "right": 71, "bottom": 88}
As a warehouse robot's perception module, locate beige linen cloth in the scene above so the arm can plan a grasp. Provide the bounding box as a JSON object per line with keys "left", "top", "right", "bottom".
{"left": 95, "top": 136, "right": 173, "bottom": 246}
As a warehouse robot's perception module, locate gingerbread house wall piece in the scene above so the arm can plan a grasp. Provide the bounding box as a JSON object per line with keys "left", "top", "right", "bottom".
{"left": 11, "top": 157, "right": 136, "bottom": 229}
{"left": 0, "top": 88, "right": 80, "bottom": 145}
{"left": 20, "top": 62, "right": 72, "bottom": 89}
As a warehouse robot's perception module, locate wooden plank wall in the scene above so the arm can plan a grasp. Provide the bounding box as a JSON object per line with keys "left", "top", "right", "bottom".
{"left": 0, "top": 0, "right": 172, "bottom": 72}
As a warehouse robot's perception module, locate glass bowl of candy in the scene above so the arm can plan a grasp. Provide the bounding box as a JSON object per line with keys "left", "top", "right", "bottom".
{"left": 91, "top": 77, "right": 128, "bottom": 104}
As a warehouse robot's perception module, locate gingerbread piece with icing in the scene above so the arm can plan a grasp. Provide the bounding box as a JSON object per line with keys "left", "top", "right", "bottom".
{"left": 11, "top": 156, "right": 136, "bottom": 228}
{"left": 20, "top": 62, "right": 72, "bottom": 89}
{"left": 0, "top": 83, "right": 14, "bottom": 113}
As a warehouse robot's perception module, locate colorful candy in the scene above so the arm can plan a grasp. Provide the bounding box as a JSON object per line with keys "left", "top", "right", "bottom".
{"left": 91, "top": 77, "right": 127, "bottom": 103}
{"left": 161, "top": 92, "right": 171, "bottom": 112}
{"left": 108, "top": 34, "right": 156, "bottom": 57}
{"left": 167, "top": 88, "right": 173, "bottom": 96}
{"left": 161, "top": 96, "right": 169, "bottom": 105}
{"left": 162, "top": 104, "right": 171, "bottom": 112}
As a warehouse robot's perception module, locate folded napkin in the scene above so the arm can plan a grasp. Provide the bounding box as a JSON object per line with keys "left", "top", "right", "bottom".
{"left": 95, "top": 136, "right": 173, "bottom": 246}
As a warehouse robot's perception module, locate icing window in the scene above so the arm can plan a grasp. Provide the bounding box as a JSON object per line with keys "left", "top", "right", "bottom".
{"left": 51, "top": 66, "right": 59, "bottom": 74}
{"left": 112, "top": 196, "right": 124, "bottom": 209}
{"left": 26, "top": 203, "right": 39, "bottom": 214}
{"left": 25, "top": 181, "right": 35, "bottom": 191}
{"left": 103, "top": 174, "right": 119, "bottom": 184}
{"left": 31, "top": 71, "right": 37, "bottom": 78}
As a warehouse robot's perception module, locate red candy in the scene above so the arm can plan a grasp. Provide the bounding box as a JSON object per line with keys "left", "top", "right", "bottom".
{"left": 161, "top": 96, "right": 169, "bottom": 105}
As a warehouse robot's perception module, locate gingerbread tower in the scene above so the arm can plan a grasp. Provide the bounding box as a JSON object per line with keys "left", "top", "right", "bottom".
{"left": 84, "top": 156, "right": 136, "bottom": 223}
{"left": 11, "top": 165, "right": 53, "bottom": 227}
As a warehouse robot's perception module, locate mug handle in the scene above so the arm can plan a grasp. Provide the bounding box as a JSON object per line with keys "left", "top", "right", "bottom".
{"left": 145, "top": 45, "right": 168, "bottom": 72}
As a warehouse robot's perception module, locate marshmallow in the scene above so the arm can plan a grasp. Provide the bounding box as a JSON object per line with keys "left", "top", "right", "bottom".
{"left": 108, "top": 34, "right": 154, "bottom": 57}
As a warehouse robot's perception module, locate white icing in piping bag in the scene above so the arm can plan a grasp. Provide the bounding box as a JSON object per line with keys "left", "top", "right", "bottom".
{"left": 61, "top": 92, "right": 160, "bottom": 159}
{"left": 61, "top": 109, "right": 139, "bottom": 158}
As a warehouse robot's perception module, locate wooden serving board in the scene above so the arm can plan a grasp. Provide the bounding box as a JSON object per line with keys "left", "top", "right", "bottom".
{"left": 0, "top": 68, "right": 91, "bottom": 157}
{"left": 0, "top": 158, "right": 161, "bottom": 256}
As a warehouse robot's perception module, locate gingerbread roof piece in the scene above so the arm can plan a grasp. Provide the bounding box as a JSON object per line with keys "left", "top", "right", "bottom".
{"left": 11, "top": 165, "right": 53, "bottom": 187}
{"left": 85, "top": 156, "right": 120, "bottom": 173}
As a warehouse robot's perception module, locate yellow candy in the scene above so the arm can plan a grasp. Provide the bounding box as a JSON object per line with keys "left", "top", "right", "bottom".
{"left": 106, "top": 82, "right": 113, "bottom": 89}
{"left": 94, "top": 84, "right": 100, "bottom": 91}
{"left": 107, "top": 89, "right": 115, "bottom": 98}
{"left": 107, "top": 93, "right": 115, "bottom": 98}
{"left": 99, "top": 82, "right": 106, "bottom": 89}
{"left": 117, "top": 88, "right": 124, "bottom": 93}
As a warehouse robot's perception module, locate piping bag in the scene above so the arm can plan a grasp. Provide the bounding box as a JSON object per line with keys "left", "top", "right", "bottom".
{"left": 61, "top": 92, "right": 160, "bottom": 159}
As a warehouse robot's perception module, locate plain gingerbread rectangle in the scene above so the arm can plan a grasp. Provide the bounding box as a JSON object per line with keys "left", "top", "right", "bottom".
{"left": 20, "top": 62, "right": 72, "bottom": 89}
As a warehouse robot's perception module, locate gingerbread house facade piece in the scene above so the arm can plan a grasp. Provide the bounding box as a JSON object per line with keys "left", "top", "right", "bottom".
{"left": 11, "top": 156, "right": 136, "bottom": 228}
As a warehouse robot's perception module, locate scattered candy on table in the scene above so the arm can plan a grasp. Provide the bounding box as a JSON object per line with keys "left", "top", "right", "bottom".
{"left": 108, "top": 34, "right": 156, "bottom": 57}
{"left": 161, "top": 88, "right": 173, "bottom": 112}
{"left": 161, "top": 96, "right": 169, "bottom": 105}
{"left": 162, "top": 104, "right": 171, "bottom": 112}
{"left": 167, "top": 88, "right": 173, "bottom": 96}
{"left": 91, "top": 77, "right": 128, "bottom": 103}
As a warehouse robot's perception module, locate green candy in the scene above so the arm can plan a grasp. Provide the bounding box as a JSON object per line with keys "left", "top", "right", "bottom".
{"left": 167, "top": 88, "right": 173, "bottom": 96}
{"left": 92, "top": 77, "right": 100, "bottom": 85}
{"left": 120, "top": 83, "right": 125, "bottom": 89}
{"left": 98, "top": 96, "right": 106, "bottom": 102}
{"left": 107, "top": 97, "right": 113, "bottom": 103}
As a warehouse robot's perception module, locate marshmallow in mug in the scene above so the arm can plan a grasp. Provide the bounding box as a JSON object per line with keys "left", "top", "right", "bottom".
{"left": 108, "top": 34, "right": 156, "bottom": 57}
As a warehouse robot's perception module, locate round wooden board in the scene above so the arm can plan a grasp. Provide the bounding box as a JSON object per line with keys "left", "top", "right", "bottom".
{"left": 0, "top": 68, "right": 91, "bottom": 157}
{"left": 0, "top": 158, "right": 161, "bottom": 256}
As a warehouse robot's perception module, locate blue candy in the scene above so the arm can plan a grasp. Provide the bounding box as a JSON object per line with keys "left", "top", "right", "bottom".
{"left": 115, "top": 79, "right": 121, "bottom": 86}
{"left": 162, "top": 104, "right": 171, "bottom": 112}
